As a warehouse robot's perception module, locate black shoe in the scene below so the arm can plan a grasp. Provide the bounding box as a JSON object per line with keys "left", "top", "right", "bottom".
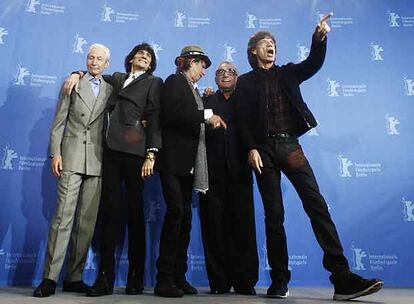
{"left": 62, "top": 280, "right": 88, "bottom": 293}
{"left": 86, "top": 275, "right": 113, "bottom": 297}
{"left": 177, "top": 280, "right": 198, "bottom": 295}
{"left": 125, "top": 270, "right": 144, "bottom": 295}
{"left": 235, "top": 287, "right": 256, "bottom": 295}
{"left": 154, "top": 283, "right": 184, "bottom": 297}
{"left": 267, "top": 281, "right": 289, "bottom": 298}
{"left": 331, "top": 271, "right": 383, "bottom": 301}
{"left": 33, "top": 279, "right": 56, "bottom": 298}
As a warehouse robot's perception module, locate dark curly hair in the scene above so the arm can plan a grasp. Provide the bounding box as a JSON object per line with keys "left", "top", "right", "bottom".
{"left": 124, "top": 43, "right": 157, "bottom": 74}
{"left": 247, "top": 31, "right": 276, "bottom": 69}
{"left": 175, "top": 57, "right": 204, "bottom": 73}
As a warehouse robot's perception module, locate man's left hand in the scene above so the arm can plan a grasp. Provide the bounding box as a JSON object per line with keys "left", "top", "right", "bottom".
{"left": 315, "top": 12, "right": 333, "bottom": 42}
{"left": 141, "top": 154, "right": 155, "bottom": 178}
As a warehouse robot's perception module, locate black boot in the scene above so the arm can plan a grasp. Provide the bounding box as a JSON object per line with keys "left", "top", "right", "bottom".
{"left": 86, "top": 271, "right": 113, "bottom": 297}
{"left": 125, "top": 269, "right": 144, "bottom": 295}
{"left": 33, "top": 279, "right": 56, "bottom": 297}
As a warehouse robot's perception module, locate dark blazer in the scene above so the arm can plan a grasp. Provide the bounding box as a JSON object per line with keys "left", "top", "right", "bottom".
{"left": 104, "top": 72, "right": 162, "bottom": 156}
{"left": 235, "top": 34, "right": 326, "bottom": 151}
{"left": 159, "top": 73, "right": 205, "bottom": 175}
{"left": 204, "top": 91, "right": 252, "bottom": 183}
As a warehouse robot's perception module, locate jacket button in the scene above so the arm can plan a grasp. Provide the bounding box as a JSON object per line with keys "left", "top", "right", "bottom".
{"left": 83, "top": 140, "right": 86, "bottom": 144}
{"left": 87, "top": 127, "right": 90, "bottom": 130}
{"left": 81, "top": 113, "right": 85, "bottom": 117}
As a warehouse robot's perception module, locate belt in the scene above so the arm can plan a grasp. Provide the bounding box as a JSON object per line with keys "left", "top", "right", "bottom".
{"left": 268, "top": 132, "right": 296, "bottom": 139}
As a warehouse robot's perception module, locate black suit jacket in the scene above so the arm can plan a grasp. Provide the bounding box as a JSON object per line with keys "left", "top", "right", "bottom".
{"left": 235, "top": 34, "right": 326, "bottom": 151}
{"left": 104, "top": 72, "right": 162, "bottom": 156}
{"left": 159, "top": 73, "right": 205, "bottom": 175}
{"left": 204, "top": 91, "right": 252, "bottom": 183}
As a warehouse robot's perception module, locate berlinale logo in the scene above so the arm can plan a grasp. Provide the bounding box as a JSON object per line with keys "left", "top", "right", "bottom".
{"left": 101, "top": 3, "right": 115, "bottom": 22}
{"left": 327, "top": 78, "right": 341, "bottom": 97}
{"left": 14, "top": 65, "right": 30, "bottom": 86}
{"left": 223, "top": 43, "right": 236, "bottom": 62}
{"left": 261, "top": 243, "right": 271, "bottom": 270}
{"left": 174, "top": 11, "right": 186, "bottom": 27}
{"left": 297, "top": 44, "right": 310, "bottom": 62}
{"left": 150, "top": 42, "right": 163, "bottom": 60}
{"left": 385, "top": 115, "right": 400, "bottom": 135}
{"left": 2, "top": 144, "right": 18, "bottom": 170}
{"left": 351, "top": 245, "right": 367, "bottom": 271}
{"left": 402, "top": 198, "right": 414, "bottom": 222}
{"left": 338, "top": 154, "right": 353, "bottom": 177}
{"left": 72, "top": 33, "right": 87, "bottom": 54}
{"left": 0, "top": 27, "right": 8, "bottom": 45}
{"left": 245, "top": 12, "right": 258, "bottom": 29}
{"left": 388, "top": 11, "right": 400, "bottom": 27}
{"left": 403, "top": 78, "right": 414, "bottom": 96}
{"left": 84, "top": 248, "right": 97, "bottom": 270}
{"left": 25, "top": 0, "right": 40, "bottom": 13}
{"left": 370, "top": 43, "right": 384, "bottom": 61}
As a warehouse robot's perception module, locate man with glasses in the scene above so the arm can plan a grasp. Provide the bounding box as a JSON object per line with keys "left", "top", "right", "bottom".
{"left": 199, "top": 61, "right": 259, "bottom": 295}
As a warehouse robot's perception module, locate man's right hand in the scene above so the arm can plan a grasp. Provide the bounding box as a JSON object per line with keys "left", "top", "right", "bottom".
{"left": 248, "top": 149, "right": 263, "bottom": 175}
{"left": 208, "top": 114, "right": 227, "bottom": 129}
{"left": 51, "top": 156, "right": 63, "bottom": 177}
{"left": 63, "top": 73, "right": 81, "bottom": 96}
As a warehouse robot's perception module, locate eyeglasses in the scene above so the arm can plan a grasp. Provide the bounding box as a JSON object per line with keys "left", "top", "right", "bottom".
{"left": 215, "top": 68, "right": 237, "bottom": 77}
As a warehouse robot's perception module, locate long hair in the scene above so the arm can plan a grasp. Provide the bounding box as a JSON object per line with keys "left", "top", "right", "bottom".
{"left": 124, "top": 43, "right": 157, "bottom": 74}
{"left": 247, "top": 31, "right": 276, "bottom": 69}
{"left": 175, "top": 57, "right": 202, "bottom": 73}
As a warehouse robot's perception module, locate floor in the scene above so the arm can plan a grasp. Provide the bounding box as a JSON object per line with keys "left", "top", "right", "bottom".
{"left": 0, "top": 286, "right": 413, "bottom": 304}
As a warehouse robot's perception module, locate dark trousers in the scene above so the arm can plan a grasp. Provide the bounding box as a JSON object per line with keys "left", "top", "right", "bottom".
{"left": 255, "top": 137, "right": 349, "bottom": 284}
{"left": 98, "top": 147, "right": 145, "bottom": 285}
{"left": 199, "top": 176, "right": 258, "bottom": 291}
{"left": 156, "top": 172, "right": 193, "bottom": 285}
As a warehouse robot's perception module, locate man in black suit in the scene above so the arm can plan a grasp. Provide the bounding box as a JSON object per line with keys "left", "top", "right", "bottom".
{"left": 65, "top": 43, "right": 162, "bottom": 296}
{"left": 154, "top": 45, "right": 226, "bottom": 297}
{"left": 199, "top": 61, "right": 258, "bottom": 295}
{"left": 235, "top": 16, "right": 383, "bottom": 300}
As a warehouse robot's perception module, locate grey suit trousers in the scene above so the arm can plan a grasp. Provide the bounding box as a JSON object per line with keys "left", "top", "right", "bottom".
{"left": 43, "top": 171, "right": 101, "bottom": 282}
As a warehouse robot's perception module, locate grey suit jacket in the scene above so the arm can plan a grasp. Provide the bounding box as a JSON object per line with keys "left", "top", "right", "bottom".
{"left": 49, "top": 76, "right": 112, "bottom": 176}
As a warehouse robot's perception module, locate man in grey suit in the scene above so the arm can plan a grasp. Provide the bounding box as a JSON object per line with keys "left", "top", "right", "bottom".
{"left": 33, "top": 43, "right": 113, "bottom": 297}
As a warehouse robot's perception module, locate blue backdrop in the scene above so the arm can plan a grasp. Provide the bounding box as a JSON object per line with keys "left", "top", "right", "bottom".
{"left": 0, "top": 0, "right": 413, "bottom": 288}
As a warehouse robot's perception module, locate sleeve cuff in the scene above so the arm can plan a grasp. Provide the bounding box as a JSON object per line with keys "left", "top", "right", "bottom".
{"left": 204, "top": 109, "right": 213, "bottom": 121}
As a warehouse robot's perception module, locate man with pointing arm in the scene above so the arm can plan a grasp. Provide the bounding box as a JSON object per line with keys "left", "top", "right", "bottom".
{"left": 235, "top": 14, "right": 383, "bottom": 300}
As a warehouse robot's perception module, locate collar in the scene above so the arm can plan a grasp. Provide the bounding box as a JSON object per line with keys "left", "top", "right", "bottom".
{"left": 180, "top": 72, "right": 198, "bottom": 89}
{"left": 87, "top": 72, "right": 102, "bottom": 82}
{"left": 129, "top": 70, "right": 146, "bottom": 79}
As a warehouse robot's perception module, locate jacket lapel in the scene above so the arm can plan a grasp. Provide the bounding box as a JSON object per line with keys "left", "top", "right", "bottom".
{"left": 77, "top": 76, "right": 98, "bottom": 112}
{"left": 124, "top": 72, "right": 148, "bottom": 89}
{"left": 89, "top": 79, "right": 111, "bottom": 124}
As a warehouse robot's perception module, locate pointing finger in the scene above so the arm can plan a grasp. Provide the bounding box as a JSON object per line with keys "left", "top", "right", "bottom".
{"left": 319, "top": 12, "right": 333, "bottom": 25}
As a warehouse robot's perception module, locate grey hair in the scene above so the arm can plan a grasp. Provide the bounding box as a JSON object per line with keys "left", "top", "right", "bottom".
{"left": 215, "top": 61, "right": 239, "bottom": 75}
{"left": 88, "top": 43, "right": 111, "bottom": 62}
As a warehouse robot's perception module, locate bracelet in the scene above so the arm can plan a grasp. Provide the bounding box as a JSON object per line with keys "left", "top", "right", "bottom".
{"left": 145, "top": 153, "right": 156, "bottom": 161}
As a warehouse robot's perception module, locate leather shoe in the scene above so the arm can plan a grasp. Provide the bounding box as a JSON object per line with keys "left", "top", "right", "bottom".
{"left": 125, "top": 270, "right": 144, "bottom": 295}
{"left": 235, "top": 287, "right": 256, "bottom": 295}
{"left": 177, "top": 280, "right": 198, "bottom": 295}
{"left": 154, "top": 283, "right": 184, "bottom": 297}
{"left": 86, "top": 275, "right": 113, "bottom": 297}
{"left": 33, "top": 279, "right": 56, "bottom": 297}
{"left": 62, "top": 280, "right": 88, "bottom": 292}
